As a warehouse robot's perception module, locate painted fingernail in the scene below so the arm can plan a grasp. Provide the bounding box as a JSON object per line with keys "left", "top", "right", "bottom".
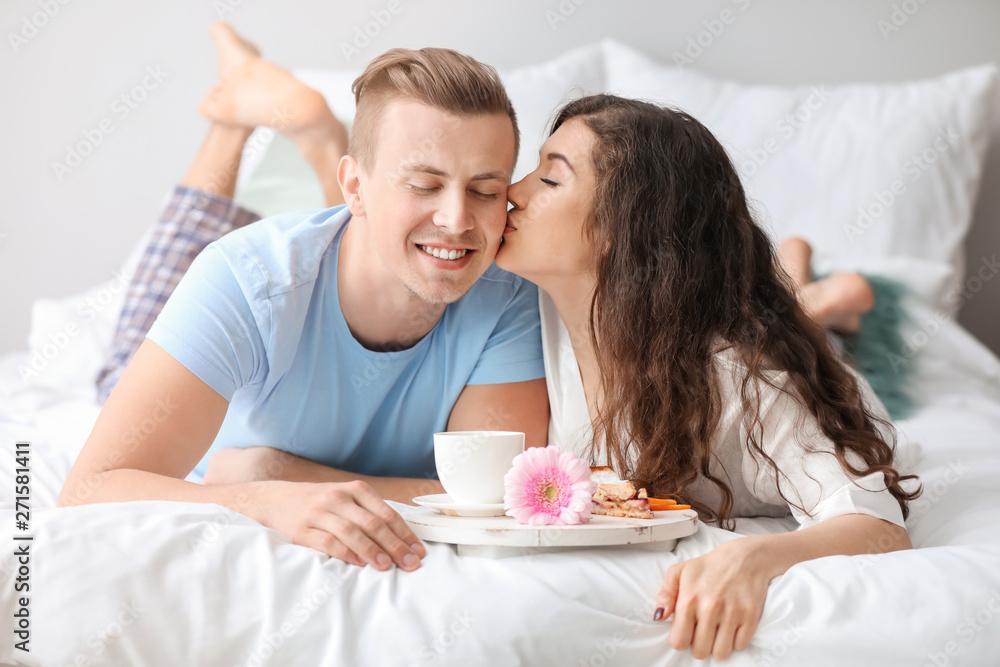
{"left": 375, "top": 553, "right": 390, "bottom": 569}
{"left": 653, "top": 607, "right": 665, "bottom": 622}
{"left": 403, "top": 553, "right": 419, "bottom": 569}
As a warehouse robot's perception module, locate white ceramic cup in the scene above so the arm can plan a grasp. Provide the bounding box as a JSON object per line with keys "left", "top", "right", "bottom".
{"left": 433, "top": 431, "right": 525, "bottom": 505}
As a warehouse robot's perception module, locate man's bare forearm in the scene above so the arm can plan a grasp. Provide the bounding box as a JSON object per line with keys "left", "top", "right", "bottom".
{"left": 58, "top": 468, "right": 269, "bottom": 523}
{"left": 246, "top": 447, "right": 444, "bottom": 504}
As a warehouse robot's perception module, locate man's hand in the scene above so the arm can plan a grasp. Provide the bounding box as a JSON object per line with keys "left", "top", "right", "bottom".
{"left": 257, "top": 479, "right": 427, "bottom": 571}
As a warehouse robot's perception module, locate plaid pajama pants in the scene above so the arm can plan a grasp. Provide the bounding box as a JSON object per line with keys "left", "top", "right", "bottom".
{"left": 95, "top": 186, "right": 260, "bottom": 404}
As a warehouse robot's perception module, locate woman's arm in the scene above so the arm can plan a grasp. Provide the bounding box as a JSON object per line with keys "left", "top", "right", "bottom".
{"left": 654, "top": 513, "right": 911, "bottom": 661}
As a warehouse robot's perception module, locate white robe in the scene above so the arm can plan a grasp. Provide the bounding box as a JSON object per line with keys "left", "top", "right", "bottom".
{"left": 538, "top": 289, "right": 906, "bottom": 529}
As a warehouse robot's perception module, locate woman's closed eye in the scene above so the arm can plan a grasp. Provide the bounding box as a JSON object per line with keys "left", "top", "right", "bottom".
{"left": 540, "top": 178, "right": 559, "bottom": 187}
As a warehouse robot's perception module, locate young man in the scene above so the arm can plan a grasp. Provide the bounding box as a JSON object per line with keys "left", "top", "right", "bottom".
{"left": 59, "top": 32, "right": 548, "bottom": 574}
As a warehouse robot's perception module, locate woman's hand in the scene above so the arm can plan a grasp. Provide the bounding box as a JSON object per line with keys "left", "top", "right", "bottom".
{"left": 255, "top": 479, "right": 427, "bottom": 572}
{"left": 654, "top": 536, "right": 775, "bottom": 661}
{"left": 653, "top": 514, "right": 912, "bottom": 660}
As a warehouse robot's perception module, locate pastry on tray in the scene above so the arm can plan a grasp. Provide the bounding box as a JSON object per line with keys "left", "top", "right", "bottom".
{"left": 589, "top": 466, "right": 654, "bottom": 519}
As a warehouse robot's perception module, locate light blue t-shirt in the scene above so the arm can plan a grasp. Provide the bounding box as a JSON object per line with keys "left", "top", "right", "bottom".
{"left": 147, "top": 205, "right": 545, "bottom": 480}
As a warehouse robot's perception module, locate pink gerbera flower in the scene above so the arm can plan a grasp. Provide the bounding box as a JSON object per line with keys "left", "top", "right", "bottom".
{"left": 503, "top": 446, "right": 597, "bottom": 525}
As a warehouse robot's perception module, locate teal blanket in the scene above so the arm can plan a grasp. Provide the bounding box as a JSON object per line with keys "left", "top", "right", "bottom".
{"left": 840, "top": 276, "right": 917, "bottom": 420}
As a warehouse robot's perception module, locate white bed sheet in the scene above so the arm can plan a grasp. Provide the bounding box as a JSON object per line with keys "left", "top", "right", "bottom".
{"left": 1, "top": 302, "right": 999, "bottom": 666}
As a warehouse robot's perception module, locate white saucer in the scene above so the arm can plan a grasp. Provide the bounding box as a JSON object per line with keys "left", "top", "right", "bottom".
{"left": 412, "top": 494, "right": 507, "bottom": 517}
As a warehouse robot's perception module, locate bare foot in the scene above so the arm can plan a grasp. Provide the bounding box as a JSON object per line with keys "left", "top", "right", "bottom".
{"left": 778, "top": 236, "right": 813, "bottom": 288}
{"left": 199, "top": 24, "right": 348, "bottom": 206}
{"left": 199, "top": 57, "right": 348, "bottom": 206}
{"left": 799, "top": 272, "right": 875, "bottom": 334}
{"left": 209, "top": 22, "right": 260, "bottom": 81}
{"left": 199, "top": 55, "right": 346, "bottom": 144}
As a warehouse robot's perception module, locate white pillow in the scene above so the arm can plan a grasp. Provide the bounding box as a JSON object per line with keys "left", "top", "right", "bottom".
{"left": 501, "top": 43, "right": 605, "bottom": 180}
{"left": 19, "top": 225, "right": 152, "bottom": 390}
{"left": 601, "top": 39, "right": 998, "bottom": 313}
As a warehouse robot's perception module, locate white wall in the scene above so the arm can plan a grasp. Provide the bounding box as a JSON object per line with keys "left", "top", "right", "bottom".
{"left": 2, "top": 0, "right": 999, "bottom": 357}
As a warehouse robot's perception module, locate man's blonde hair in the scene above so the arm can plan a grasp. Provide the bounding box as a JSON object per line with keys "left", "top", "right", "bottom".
{"left": 350, "top": 47, "right": 519, "bottom": 171}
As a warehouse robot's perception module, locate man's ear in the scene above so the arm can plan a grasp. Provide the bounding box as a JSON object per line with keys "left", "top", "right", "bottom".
{"left": 338, "top": 154, "right": 366, "bottom": 217}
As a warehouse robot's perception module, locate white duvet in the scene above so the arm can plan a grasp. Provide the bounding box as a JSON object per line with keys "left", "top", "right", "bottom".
{"left": 2, "top": 298, "right": 1000, "bottom": 666}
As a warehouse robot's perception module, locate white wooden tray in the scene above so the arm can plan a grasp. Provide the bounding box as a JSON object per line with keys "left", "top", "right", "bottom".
{"left": 402, "top": 506, "right": 699, "bottom": 558}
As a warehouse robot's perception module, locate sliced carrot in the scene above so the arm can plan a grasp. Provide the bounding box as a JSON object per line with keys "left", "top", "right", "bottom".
{"left": 648, "top": 498, "right": 678, "bottom": 511}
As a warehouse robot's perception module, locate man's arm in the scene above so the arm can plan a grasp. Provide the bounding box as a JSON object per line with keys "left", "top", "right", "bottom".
{"left": 60, "top": 340, "right": 232, "bottom": 505}
{"left": 203, "top": 446, "right": 447, "bottom": 504}
{"left": 59, "top": 340, "right": 426, "bottom": 571}
{"left": 204, "top": 378, "right": 550, "bottom": 502}
{"left": 445, "top": 378, "right": 549, "bottom": 447}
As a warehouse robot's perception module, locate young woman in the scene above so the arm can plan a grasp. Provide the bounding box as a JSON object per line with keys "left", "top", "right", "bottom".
{"left": 494, "top": 95, "right": 920, "bottom": 661}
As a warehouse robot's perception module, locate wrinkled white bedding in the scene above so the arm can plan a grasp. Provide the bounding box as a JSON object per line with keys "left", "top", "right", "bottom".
{"left": 1, "top": 299, "right": 999, "bottom": 665}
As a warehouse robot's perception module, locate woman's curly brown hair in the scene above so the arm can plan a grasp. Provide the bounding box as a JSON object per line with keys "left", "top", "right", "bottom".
{"left": 553, "top": 94, "right": 920, "bottom": 526}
